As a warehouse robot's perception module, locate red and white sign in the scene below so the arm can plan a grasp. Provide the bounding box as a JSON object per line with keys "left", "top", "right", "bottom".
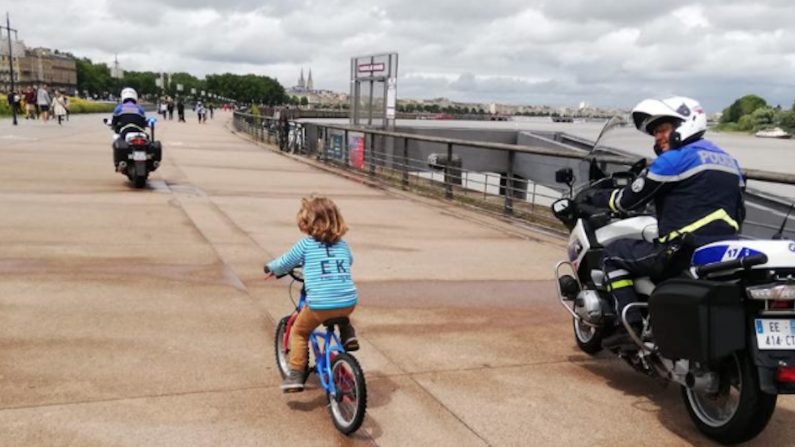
{"left": 357, "top": 63, "right": 385, "bottom": 73}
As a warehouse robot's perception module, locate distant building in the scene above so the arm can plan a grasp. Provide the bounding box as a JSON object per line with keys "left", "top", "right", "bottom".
{"left": 0, "top": 37, "right": 77, "bottom": 93}
{"left": 290, "top": 68, "right": 315, "bottom": 93}
{"left": 0, "top": 37, "right": 25, "bottom": 90}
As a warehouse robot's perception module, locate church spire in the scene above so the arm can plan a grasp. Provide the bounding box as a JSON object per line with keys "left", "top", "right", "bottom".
{"left": 298, "top": 68, "right": 305, "bottom": 89}
{"left": 307, "top": 69, "right": 313, "bottom": 91}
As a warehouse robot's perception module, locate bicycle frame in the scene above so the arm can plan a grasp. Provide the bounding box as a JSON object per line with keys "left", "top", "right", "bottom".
{"left": 282, "top": 285, "right": 347, "bottom": 398}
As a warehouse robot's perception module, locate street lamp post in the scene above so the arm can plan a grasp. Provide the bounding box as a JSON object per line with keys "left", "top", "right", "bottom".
{"left": 2, "top": 12, "right": 18, "bottom": 126}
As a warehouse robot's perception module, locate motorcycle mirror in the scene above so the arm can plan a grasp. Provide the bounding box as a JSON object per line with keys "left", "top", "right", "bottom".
{"left": 555, "top": 167, "right": 574, "bottom": 185}
{"left": 147, "top": 117, "right": 158, "bottom": 125}
{"left": 552, "top": 198, "right": 570, "bottom": 214}
{"left": 629, "top": 158, "right": 648, "bottom": 175}
{"left": 589, "top": 158, "right": 606, "bottom": 181}
{"left": 102, "top": 118, "right": 108, "bottom": 124}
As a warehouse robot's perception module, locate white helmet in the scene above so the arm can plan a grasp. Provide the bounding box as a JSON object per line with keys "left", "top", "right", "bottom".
{"left": 631, "top": 96, "right": 707, "bottom": 149}
{"left": 120, "top": 87, "right": 138, "bottom": 103}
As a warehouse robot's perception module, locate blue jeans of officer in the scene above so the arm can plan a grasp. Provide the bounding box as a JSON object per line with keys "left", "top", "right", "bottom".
{"left": 602, "top": 239, "right": 667, "bottom": 325}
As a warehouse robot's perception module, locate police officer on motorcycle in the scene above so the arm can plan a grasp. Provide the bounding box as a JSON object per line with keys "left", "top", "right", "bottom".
{"left": 111, "top": 87, "right": 148, "bottom": 139}
{"left": 586, "top": 96, "right": 745, "bottom": 346}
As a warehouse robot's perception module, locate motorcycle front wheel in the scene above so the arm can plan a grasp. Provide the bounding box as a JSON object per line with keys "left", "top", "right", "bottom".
{"left": 682, "top": 352, "right": 777, "bottom": 444}
{"left": 572, "top": 318, "right": 606, "bottom": 354}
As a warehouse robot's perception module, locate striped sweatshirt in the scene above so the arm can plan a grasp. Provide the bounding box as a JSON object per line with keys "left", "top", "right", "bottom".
{"left": 267, "top": 237, "right": 358, "bottom": 310}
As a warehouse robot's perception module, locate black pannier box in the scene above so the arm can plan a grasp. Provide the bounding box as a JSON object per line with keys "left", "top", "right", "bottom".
{"left": 113, "top": 139, "right": 130, "bottom": 165}
{"left": 649, "top": 278, "right": 744, "bottom": 363}
{"left": 151, "top": 141, "right": 162, "bottom": 162}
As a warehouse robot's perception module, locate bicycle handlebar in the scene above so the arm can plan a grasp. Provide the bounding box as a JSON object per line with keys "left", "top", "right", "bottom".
{"left": 264, "top": 264, "right": 304, "bottom": 282}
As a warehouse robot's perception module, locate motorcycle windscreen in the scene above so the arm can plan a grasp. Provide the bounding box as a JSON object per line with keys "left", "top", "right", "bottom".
{"left": 649, "top": 278, "right": 745, "bottom": 363}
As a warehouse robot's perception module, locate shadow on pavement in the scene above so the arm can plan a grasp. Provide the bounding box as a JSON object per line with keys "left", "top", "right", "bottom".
{"left": 580, "top": 359, "right": 795, "bottom": 446}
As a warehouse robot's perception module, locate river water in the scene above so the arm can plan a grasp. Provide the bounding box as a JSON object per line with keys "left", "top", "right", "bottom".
{"left": 394, "top": 117, "right": 795, "bottom": 200}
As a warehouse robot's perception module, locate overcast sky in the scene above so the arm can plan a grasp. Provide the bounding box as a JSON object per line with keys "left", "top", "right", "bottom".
{"left": 2, "top": 0, "right": 794, "bottom": 111}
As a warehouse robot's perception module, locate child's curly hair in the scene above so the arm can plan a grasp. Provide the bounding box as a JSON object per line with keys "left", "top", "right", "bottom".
{"left": 297, "top": 196, "right": 348, "bottom": 244}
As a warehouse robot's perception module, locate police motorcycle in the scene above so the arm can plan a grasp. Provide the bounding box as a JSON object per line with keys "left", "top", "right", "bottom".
{"left": 103, "top": 116, "right": 162, "bottom": 188}
{"left": 552, "top": 160, "right": 795, "bottom": 444}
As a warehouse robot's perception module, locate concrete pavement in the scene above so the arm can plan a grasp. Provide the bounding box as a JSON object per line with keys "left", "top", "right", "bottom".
{"left": 0, "top": 112, "right": 793, "bottom": 446}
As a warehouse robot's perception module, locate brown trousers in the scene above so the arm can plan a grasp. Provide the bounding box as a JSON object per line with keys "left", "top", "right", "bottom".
{"left": 289, "top": 305, "right": 355, "bottom": 371}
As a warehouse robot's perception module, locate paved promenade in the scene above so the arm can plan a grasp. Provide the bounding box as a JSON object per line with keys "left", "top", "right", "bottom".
{"left": 0, "top": 112, "right": 793, "bottom": 446}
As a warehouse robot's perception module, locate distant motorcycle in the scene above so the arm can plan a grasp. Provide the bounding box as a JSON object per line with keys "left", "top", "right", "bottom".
{"left": 104, "top": 117, "right": 162, "bottom": 188}
{"left": 551, "top": 160, "right": 795, "bottom": 444}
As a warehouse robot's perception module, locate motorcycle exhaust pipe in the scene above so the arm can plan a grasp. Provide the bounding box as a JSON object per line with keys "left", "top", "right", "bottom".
{"left": 686, "top": 372, "right": 719, "bottom": 393}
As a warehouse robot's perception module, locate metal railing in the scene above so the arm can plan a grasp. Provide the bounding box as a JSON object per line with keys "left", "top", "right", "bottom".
{"left": 232, "top": 111, "right": 795, "bottom": 235}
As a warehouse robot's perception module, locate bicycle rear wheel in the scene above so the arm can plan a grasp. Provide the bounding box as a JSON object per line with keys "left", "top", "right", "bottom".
{"left": 328, "top": 353, "right": 367, "bottom": 435}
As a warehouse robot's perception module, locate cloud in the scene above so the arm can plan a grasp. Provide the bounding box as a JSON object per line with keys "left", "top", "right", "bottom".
{"left": 4, "top": 0, "right": 795, "bottom": 110}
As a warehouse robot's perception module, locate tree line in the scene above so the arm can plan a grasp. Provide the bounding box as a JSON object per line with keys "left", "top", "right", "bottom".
{"left": 75, "top": 57, "right": 288, "bottom": 105}
{"left": 718, "top": 94, "right": 795, "bottom": 133}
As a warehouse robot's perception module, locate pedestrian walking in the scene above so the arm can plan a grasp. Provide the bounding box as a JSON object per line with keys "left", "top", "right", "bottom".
{"left": 177, "top": 99, "right": 185, "bottom": 122}
{"left": 159, "top": 100, "right": 168, "bottom": 119}
{"left": 52, "top": 90, "right": 69, "bottom": 125}
{"left": 195, "top": 102, "right": 206, "bottom": 124}
{"left": 167, "top": 98, "right": 174, "bottom": 120}
{"left": 37, "top": 84, "right": 51, "bottom": 122}
{"left": 6, "top": 89, "right": 21, "bottom": 117}
{"left": 209, "top": 103, "right": 214, "bottom": 119}
{"left": 24, "top": 86, "right": 37, "bottom": 119}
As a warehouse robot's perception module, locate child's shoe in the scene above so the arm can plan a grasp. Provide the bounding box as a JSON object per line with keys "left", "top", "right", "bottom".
{"left": 340, "top": 323, "right": 360, "bottom": 352}
{"left": 281, "top": 369, "right": 305, "bottom": 393}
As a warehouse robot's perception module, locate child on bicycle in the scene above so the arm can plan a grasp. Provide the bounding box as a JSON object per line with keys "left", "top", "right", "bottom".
{"left": 264, "top": 196, "right": 359, "bottom": 392}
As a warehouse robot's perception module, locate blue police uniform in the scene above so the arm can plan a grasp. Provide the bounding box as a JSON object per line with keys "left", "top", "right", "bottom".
{"left": 591, "top": 138, "right": 744, "bottom": 323}
{"left": 111, "top": 101, "right": 147, "bottom": 137}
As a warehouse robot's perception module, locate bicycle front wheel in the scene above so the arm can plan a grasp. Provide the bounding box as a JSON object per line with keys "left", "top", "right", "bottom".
{"left": 328, "top": 353, "right": 367, "bottom": 435}
{"left": 274, "top": 316, "right": 291, "bottom": 379}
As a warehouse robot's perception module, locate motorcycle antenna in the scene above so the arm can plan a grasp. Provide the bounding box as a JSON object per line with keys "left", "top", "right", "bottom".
{"left": 773, "top": 202, "right": 795, "bottom": 240}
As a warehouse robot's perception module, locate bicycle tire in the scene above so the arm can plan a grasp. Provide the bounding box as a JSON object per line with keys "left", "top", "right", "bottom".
{"left": 274, "top": 316, "right": 291, "bottom": 379}
{"left": 328, "top": 353, "right": 367, "bottom": 435}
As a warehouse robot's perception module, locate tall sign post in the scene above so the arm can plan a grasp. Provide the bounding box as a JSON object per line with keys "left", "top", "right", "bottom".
{"left": 350, "top": 52, "right": 398, "bottom": 130}
{"left": 2, "top": 12, "right": 18, "bottom": 126}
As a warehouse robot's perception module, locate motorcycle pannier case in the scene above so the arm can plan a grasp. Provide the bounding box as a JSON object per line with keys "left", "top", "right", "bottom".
{"left": 113, "top": 139, "right": 130, "bottom": 165}
{"left": 151, "top": 141, "right": 162, "bottom": 162}
{"left": 649, "top": 278, "right": 744, "bottom": 363}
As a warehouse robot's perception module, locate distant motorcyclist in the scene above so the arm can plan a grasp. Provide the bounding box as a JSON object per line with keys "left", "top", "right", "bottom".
{"left": 585, "top": 96, "right": 744, "bottom": 346}
{"left": 111, "top": 87, "right": 148, "bottom": 139}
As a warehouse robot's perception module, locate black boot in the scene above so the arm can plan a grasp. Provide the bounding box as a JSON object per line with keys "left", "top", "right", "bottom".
{"left": 340, "top": 323, "right": 359, "bottom": 352}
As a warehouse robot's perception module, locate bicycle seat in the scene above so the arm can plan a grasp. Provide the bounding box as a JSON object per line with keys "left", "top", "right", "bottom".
{"left": 322, "top": 317, "right": 349, "bottom": 329}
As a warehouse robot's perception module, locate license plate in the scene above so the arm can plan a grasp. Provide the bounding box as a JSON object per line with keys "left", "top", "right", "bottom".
{"left": 132, "top": 151, "right": 147, "bottom": 161}
{"left": 755, "top": 319, "right": 795, "bottom": 350}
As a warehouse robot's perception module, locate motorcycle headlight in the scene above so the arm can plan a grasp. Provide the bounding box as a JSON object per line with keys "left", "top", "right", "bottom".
{"left": 747, "top": 283, "right": 795, "bottom": 300}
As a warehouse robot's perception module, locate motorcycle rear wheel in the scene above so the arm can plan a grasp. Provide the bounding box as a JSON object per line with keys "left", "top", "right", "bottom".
{"left": 682, "top": 352, "right": 777, "bottom": 444}
{"left": 572, "top": 318, "right": 605, "bottom": 354}
{"left": 132, "top": 174, "right": 147, "bottom": 188}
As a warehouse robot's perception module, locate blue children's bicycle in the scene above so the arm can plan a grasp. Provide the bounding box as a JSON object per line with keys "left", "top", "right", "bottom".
{"left": 274, "top": 268, "right": 367, "bottom": 435}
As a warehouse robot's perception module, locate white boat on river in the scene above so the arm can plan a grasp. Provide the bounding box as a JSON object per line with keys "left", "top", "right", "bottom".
{"left": 755, "top": 127, "right": 792, "bottom": 139}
